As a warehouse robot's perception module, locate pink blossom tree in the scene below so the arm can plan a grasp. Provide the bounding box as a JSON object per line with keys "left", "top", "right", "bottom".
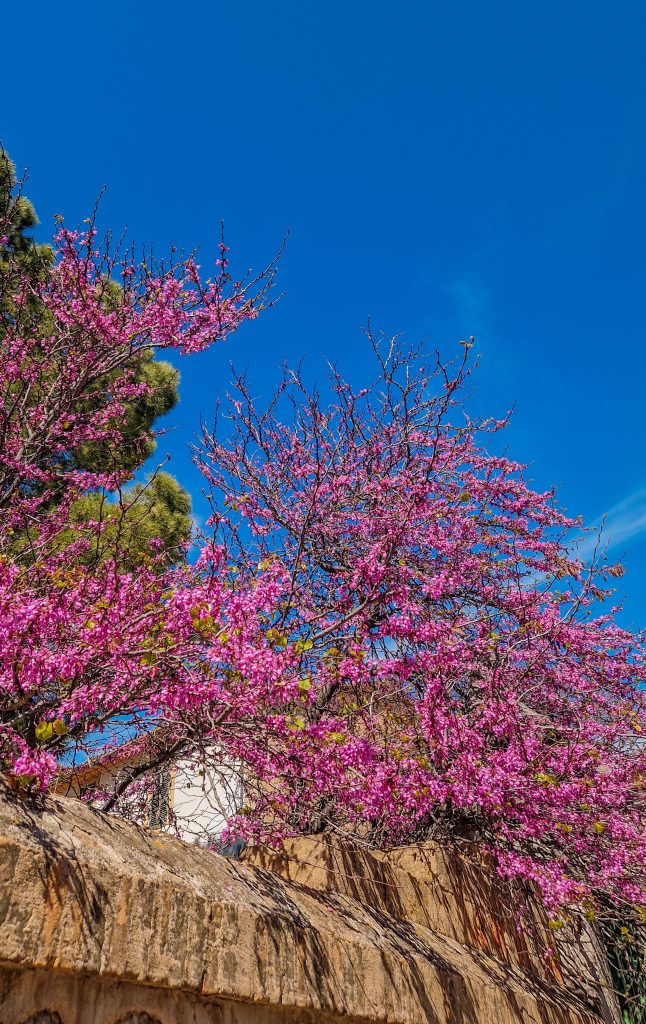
{"left": 0, "top": 196, "right": 277, "bottom": 787}
{"left": 0, "top": 184, "right": 644, "bottom": 941}
{"left": 178, "top": 336, "right": 645, "bottom": 928}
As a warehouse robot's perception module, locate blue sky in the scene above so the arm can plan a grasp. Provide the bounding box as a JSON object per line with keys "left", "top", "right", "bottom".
{"left": 3, "top": 0, "right": 646, "bottom": 628}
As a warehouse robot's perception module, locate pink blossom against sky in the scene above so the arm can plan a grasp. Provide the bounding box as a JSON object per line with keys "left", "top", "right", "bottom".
{"left": 3, "top": 0, "right": 645, "bottom": 628}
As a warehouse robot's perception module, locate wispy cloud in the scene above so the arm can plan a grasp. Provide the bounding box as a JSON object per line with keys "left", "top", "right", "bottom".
{"left": 449, "top": 278, "right": 491, "bottom": 341}
{"left": 575, "top": 489, "right": 646, "bottom": 563}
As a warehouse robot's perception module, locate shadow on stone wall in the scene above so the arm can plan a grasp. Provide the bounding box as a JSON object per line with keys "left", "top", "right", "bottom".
{"left": 0, "top": 782, "right": 613, "bottom": 1024}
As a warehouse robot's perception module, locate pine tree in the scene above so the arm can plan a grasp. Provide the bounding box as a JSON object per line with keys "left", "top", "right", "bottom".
{"left": 0, "top": 148, "right": 192, "bottom": 563}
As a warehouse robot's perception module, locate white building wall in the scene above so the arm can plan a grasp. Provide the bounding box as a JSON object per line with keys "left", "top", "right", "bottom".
{"left": 170, "top": 756, "right": 244, "bottom": 844}
{"left": 63, "top": 747, "right": 244, "bottom": 845}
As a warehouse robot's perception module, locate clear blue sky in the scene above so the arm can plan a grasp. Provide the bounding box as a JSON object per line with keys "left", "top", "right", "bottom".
{"left": 3, "top": 0, "right": 646, "bottom": 628}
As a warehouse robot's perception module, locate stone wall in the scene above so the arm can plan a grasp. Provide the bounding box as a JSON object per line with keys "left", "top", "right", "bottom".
{"left": 245, "top": 836, "right": 619, "bottom": 1019}
{"left": 0, "top": 782, "right": 617, "bottom": 1024}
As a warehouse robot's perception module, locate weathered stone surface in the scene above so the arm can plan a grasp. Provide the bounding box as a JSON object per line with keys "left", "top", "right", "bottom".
{"left": 244, "top": 836, "right": 620, "bottom": 1024}
{"left": 0, "top": 964, "right": 350, "bottom": 1024}
{"left": 0, "top": 782, "right": 609, "bottom": 1024}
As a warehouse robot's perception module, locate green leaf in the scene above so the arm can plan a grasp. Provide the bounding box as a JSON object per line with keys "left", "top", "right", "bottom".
{"left": 294, "top": 638, "right": 314, "bottom": 654}
{"left": 534, "top": 772, "right": 558, "bottom": 786}
{"left": 266, "top": 628, "right": 287, "bottom": 648}
{"left": 35, "top": 721, "right": 54, "bottom": 742}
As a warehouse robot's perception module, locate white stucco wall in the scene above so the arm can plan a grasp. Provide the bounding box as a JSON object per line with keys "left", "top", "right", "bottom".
{"left": 61, "top": 747, "right": 244, "bottom": 844}
{"left": 170, "top": 756, "right": 244, "bottom": 843}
